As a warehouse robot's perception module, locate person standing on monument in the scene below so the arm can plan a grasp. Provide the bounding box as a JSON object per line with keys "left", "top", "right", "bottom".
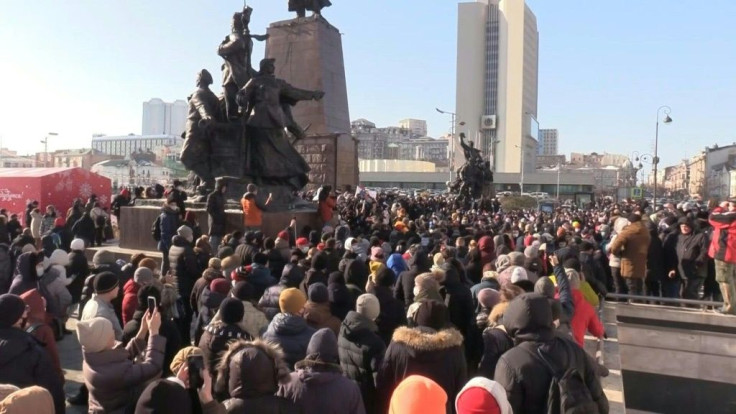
{"left": 207, "top": 179, "right": 228, "bottom": 252}
{"left": 241, "top": 184, "right": 272, "bottom": 232}
{"left": 289, "top": 0, "right": 333, "bottom": 18}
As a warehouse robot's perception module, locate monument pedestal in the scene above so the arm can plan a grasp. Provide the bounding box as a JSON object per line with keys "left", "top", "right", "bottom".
{"left": 119, "top": 201, "right": 320, "bottom": 252}
{"left": 266, "top": 15, "right": 358, "bottom": 191}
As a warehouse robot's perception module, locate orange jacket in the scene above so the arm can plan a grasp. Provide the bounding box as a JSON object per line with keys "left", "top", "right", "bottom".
{"left": 242, "top": 196, "right": 262, "bottom": 227}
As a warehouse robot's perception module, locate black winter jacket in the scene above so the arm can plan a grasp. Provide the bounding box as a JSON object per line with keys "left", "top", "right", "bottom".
{"left": 67, "top": 250, "right": 90, "bottom": 303}
{"left": 206, "top": 191, "right": 227, "bottom": 237}
{"left": 338, "top": 311, "right": 385, "bottom": 414}
{"left": 168, "top": 235, "right": 200, "bottom": 302}
{"left": 122, "top": 309, "right": 183, "bottom": 377}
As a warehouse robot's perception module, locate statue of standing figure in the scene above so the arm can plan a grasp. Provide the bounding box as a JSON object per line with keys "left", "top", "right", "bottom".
{"left": 289, "top": 0, "right": 332, "bottom": 18}
{"left": 180, "top": 69, "right": 220, "bottom": 191}
{"left": 218, "top": 6, "right": 268, "bottom": 120}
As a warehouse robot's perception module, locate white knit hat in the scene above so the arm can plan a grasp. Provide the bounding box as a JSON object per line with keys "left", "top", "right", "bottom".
{"left": 70, "top": 238, "right": 86, "bottom": 251}
{"left": 356, "top": 293, "right": 380, "bottom": 321}
{"left": 76, "top": 317, "right": 114, "bottom": 353}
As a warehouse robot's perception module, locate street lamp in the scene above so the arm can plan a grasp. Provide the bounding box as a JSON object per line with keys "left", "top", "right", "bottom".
{"left": 40, "top": 132, "right": 58, "bottom": 167}
{"left": 436, "top": 108, "right": 456, "bottom": 181}
{"left": 653, "top": 106, "right": 672, "bottom": 207}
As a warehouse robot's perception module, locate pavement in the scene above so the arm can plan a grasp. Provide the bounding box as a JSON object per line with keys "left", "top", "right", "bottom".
{"left": 59, "top": 303, "right": 625, "bottom": 413}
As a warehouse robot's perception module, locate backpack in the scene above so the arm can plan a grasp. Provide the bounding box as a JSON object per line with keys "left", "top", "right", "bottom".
{"left": 526, "top": 344, "right": 599, "bottom": 414}
{"left": 151, "top": 215, "right": 162, "bottom": 242}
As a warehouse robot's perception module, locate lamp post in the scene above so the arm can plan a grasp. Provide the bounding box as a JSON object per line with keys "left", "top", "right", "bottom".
{"left": 653, "top": 106, "right": 672, "bottom": 206}
{"left": 436, "top": 108, "right": 456, "bottom": 182}
{"left": 40, "top": 132, "right": 58, "bottom": 167}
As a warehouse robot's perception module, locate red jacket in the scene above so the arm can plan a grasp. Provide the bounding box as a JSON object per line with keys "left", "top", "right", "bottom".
{"left": 565, "top": 289, "right": 605, "bottom": 347}
{"left": 709, "top": 207, "right": 736, "bottom": 263}
{"left": 122, "top": 279, "right": 140, "bottom": 326}
{"left": 318, "top": 196, "right": 336, "bottom": 223}
{"left": 20, "top": 289, "right": 62, "bottom": 378}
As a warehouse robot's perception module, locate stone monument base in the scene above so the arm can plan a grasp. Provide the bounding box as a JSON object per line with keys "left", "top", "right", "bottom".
{"left": 119, "top": 201, "right": 320, "bottom": 252}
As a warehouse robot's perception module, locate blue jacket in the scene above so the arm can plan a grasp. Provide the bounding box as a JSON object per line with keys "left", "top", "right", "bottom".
{"left": 262, "top": 313, "right": 316, "bottom": 370}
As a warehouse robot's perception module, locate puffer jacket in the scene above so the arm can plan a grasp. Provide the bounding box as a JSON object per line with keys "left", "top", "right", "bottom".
{"left": 38, "top": 265, "right": 71, "bottom": 320}
{"left": 83, "top": 335, "right": 166, "bottom": 414}
{"left": 168, "top": 235, "right": 200, "bottom": 302}
{"left": 262, "top": 313, "right": 317, "bottom": 370}
{"left": 30, "top": 211, "right": 43, "bottom": 239}
{"left": 215, "top": 339, "right": 298, "bottom": 413}
{"left": 67, "top": 249, "right": 90, "bottom": 303}
{"left": 0, "top": 327, "right": 65, "bottom": 414}
{"left": 260, "top": 264, "right": 303, "bottom": 321}
{"left": 301, "top": 301, "right": 341, "bottom": 336}
{"left": 338, "top": 311, "right": 385, "bottom": 414}
{"left": 376, "top": 326, "right": 467, "bottom": 414}
{"left": 493, "top": 293, "right": 608, "bottom": 414}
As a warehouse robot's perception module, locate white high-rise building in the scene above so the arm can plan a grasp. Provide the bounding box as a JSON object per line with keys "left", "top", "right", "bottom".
{"left": 142, "top": 98, "right": 187, "bottom": 137}
{"left": 456, "top": 0, "right": 539, "bottom": 173}
{"left": 538, "top": 129, "right": 558, "bottom": 155}
{"left": 398, "top": 119, "right": 428, "bottom": 137}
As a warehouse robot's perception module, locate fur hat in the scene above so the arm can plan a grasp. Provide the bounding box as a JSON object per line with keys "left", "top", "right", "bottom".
{"left": 356, "top": 293, "right": 380, "bottom": 321}
{"left": 279, "top": 288, "right": 306, "bottom": 314}
{"left": 76, "top": 317, "right": 114, "bottom": 353}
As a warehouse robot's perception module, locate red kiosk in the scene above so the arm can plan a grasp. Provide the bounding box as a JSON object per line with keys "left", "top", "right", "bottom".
{"left": 0, "top": 168, "right": 111, "bottom": 224}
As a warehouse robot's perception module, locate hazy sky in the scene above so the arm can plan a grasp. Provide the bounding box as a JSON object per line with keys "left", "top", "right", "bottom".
{"left": 1, "top": 0, "right": 734, "bottom": 174}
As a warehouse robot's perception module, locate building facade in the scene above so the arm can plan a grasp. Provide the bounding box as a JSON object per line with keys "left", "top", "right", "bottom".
{"left": 456, "top": 0, "right": 539, "bottom": 174}
{"left": 142, "top": 98, "right": 187, "bottom": 137}
{"left": 51, "top": 148, "right": 120, "bottom": 170}
{"left": 538, "top": 129, "right": 558, "bottom": 155}
{"left": 91, "top": 134, "right": 183, "bottom": 160}
{"left": 91, "top": 159, "right": 174, "bottom": 189}
{"left": 352, "top": 119, "right": 448, "bottom": 166}
{"left": 570, "top": 152, "right": 629, "bottom": 168}
{"left": 0, "top": 149, "right": 35, "bottom": 168}
{"left": 536, "top": 154, "right": 566, "bottom": 168}
{"left": 398, "top": 119, "right": 428, "bottom": 137}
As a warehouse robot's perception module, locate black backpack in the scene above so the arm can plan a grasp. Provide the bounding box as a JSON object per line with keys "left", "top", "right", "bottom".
{"left": 526, "top": 344, "right": 600, "bottom": 414}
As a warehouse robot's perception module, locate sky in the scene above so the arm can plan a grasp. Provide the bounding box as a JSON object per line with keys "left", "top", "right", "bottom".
{"left": 1, "top": 0, "right": 735, "bottom": 174}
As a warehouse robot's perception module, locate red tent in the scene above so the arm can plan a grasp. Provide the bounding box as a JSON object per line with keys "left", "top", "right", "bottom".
{"left": 0, "top": 168, "right": 111, "bottom": 225}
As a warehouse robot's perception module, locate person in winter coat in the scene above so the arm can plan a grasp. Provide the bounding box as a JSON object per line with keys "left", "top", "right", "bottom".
{"left": 198, "top": 298, "right": 252, "bottom": 382}
{"left": 245, "top": 252, "right": 277, "bottom": 299}
{"left": 43, "top": 249, "right": 73, "bottom": 322}
{"left": 394, "top": 248, "right": 432, "bottom": 309}
{"left": 120, "top": 252, "right": 146, "bottom": 289}
{"left": 0, "top": 294, "right": 65, "bottom": 414}
{"left": 478, "top": 236, "right": 496, "bottom": 267}
{"left": 494, "top": 293, "right": 609, "bottom": 414}
{"left": 709, "top": 201, "right": 736, "bottom": 314}
{"left": 40, "top": 206, "right": 56, "bottom": 237}
{"left": 215, "top": 339, "right": 298, "bottom": 413}
{"left": 607, "top": 216, "right": 630, "bottom": 295}
{"left": 71, "top": 212, "right": 96, "bottom": 248}
{"left": 191, "top": 258, "right": 224, "bottom": 314}
{"left": 122, "top": 285, "right": 182, "bottom": 378}
{"left": 259, "top": 259, "right": 304, "bottom": 320}
{"left": 389, "top": 375, "right": 447, "bottom": 414}
{"left": 169, "top": 225, "right": 200, "bottom": 305}
{"left": 20, "top": 289, "right": 62, "bottom": 379}
{"left": 0, "top": 385, "right": 56, "bottom": 414}
{"left": 367, "top": 266, "right": 406, "bottom": 345}
{"left": 192, "top": 279, "right": 231, "bottom": 345}
{"left": 610, "top": 213, "right": 651, "bottom": 296}
{"left": 87, "top": 250, "right": 125, "bottom": 324}
{"left": 338, "top": 294, "right": 386, "bottom": 414}
{"left": 563, "top": 268, "right": 605, "bottom": 347}
{"left": 206, "top": 179, "right": 228, "bottom": 252}
{"left": 50, "top": 217, "right": 72, "bottom": 252}
{"left": 122, "top": 267, "right": 155, "bottom": 325}
{"left": 300, "top": 252, "right": 328, "bottom": 294}
{"left": 376, "top": 300, "right": 467, "bottom": 414}
{"left": 262, "top": 288, "right": 316, "bottom": 369}
{"left": 454, "top": 377, "right": 512, "bottom": 414}
{"left": 328, "top": 270, "right": 353, "bottom": 320}
{"left": 156, "top": 201, "right": 180, "bottom": 274}
{"left": 278, "top": 328, "right": 366, "bottom": 414}
{"left": 663, "top": 216, "right": 709, "bottom": 300}
{"left": 211, "top": 281, "right": 269, "bottom": 339}
{"left": 8, "top": 251, "right": 44, "bottom": 296}
{"left": 441, "top": 257, "right": 475, "bottom": 359}
{"left": 301, "top": 283, "right": 341, "bottom": 335}
{"left": 464, "top": 249, "right": 484, "bottom": 285}
{"left": 79, "top": 312, "right": 166, "bottom": 414}
{"left": 477, "top": 285, "right": 525, "bottom": 379}
{"left": 0, "top": 244, "right": 12, "bottom": 294}
{"left": 29, "top": 209, "right": 43, "bottom": 246}
{"left": 67, "top": 238, "right": 89, "bottom": 305}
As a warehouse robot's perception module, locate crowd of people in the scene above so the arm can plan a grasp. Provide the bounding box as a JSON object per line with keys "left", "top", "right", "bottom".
{"left": 0, "top": 182, "right": 734, "bottom": 413}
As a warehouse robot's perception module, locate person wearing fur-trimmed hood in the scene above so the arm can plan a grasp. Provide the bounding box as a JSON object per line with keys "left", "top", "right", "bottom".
{"left": 376, "top": 300, "right": 467, "bottom": 414}
{"left": 277, "top": 328, "right": 366, "bottom": 414}
{"left": 214, "top": 338, "right": 298, "bottom": 413}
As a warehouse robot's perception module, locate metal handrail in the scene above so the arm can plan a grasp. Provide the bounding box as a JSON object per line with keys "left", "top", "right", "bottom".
{"left": 605, "top": 293, "right": 724, "bottom": 308}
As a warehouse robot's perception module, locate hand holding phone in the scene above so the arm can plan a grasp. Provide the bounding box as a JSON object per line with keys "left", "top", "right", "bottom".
{"left": 147, "top": 296, "right": 157, "bottom": 313}
{"left": 187, "top": 355, "right": 205, "bottom": 390}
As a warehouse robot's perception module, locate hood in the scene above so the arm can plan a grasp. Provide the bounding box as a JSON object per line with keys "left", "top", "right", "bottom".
{"left": 0, "top": 328, "right": 37, "bottom": 366}
{"left": 390, "top": 326, "right": 463, "bottom": 353}
{"left": 92, "top": 249, "right": 116, "bottom": 266}
{"left": 216, "top": 339, "right": 291, "bottom": 400}
{"left": 123, "top": 278, "right": 140, "bottom": 296}
{"left": 172, "top": 235, "right": 190, "bottom": 247}
{"left": 492, "top": 235, "right": 505, "bottom": 250}
{"left": 503, "top": 293, "right": 555, "bottom": 343}
{"left": 479, "top": 236, "right": 495, "bottom": 253}
{"left": 19, "top": 289, "right": 46, "bottom": 322}
{"left": 455, "top": 377, "right": 512, "bottom": 414}
{"left": 16, "top": 252, "right": 38, "bottom": 282}
{"left": 280, "top": 263, "right": 304, "bottom": 288}
{"left": 270, "top": 312, "right": 311, "bottom": 336}
{"left": 49, "top": 249, "right": 69, "bottom": 266}
{"left": 387, "top": 253, "right": 408, "bottom": 276}
{"left": 613, "top": 217, "right": 630, "bottom": 234}
{"left": 0, "top": 385, "right": 55, "bottom": 413}
{"left": 341, "top": 310, "right": 377, "bottom": 339}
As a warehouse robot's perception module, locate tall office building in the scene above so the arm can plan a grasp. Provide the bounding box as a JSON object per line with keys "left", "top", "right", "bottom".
{"left": 456, "top": 0, "right": 539, "bottom": 173}
{"left": 398, "top": 119, "right": 428, "bottom": 137}
{"left": 142, "top": 98, "right": 187, "bottom": 137}
{"left": 538, "top": 129, "right": 558, "bottom": 155}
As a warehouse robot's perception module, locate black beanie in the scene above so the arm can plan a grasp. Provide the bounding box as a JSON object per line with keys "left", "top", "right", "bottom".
{"left": 0, "top": 294, "right": 26, "bottom": 327}
{"left": 413, "top": 300, "right": 449, "bottom": 331}
{"left": 93, "top": 271, "right": 119, "bottom": 294}
{"left": 136, "top": 285, "right": 162, "bottom": 311}
{"left": 135, "top": 379, "right": 192, "bottom": 414}
{"left": 308, "top": 283, "right": 329, "bottom": 304}
{"left": 219, "top": 298, "right": 245, "bottom": 325}
{"left": 231, "top": 281, "right": 256, "bottom": 302}
{"left": 253, "top": 252, "right": 268, "bottom": 265}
